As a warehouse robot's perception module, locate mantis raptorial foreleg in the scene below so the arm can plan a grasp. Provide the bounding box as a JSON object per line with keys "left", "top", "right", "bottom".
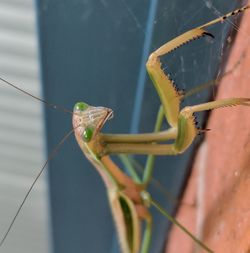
{"left": 102, "top": 5, "right": 250, "bottom": 157}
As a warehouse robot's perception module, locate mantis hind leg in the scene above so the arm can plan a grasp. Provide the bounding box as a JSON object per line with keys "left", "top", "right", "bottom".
{"left": 142, "top": 105, "right": 165, "bottom": 185}
{"left": 140, "top": 215, "right": 152, "bottom": 253}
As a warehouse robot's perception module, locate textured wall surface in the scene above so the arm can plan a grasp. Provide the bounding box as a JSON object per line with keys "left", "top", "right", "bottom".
{"left": 166, "top": 7, "right": 250, "bottom": 253}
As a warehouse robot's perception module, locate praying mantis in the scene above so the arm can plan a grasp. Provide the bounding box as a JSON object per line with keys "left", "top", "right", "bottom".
{"left": 0, "top": 3, "right": 250, "bottom": 253}
{"left": 71, "top": 5, "right": 250, "bottom": 253}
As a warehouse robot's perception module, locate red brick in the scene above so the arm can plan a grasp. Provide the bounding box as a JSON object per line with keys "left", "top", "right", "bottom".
{"left": 166, "top": 9, "right": 250, "bottom": 253}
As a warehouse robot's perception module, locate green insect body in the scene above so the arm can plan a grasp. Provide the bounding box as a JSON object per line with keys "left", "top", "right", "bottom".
{"left": 72, "top": 6, "right": 250, "bottom": 253}
{"left": 73, "top": 103, "right": 149, "bottom": 253}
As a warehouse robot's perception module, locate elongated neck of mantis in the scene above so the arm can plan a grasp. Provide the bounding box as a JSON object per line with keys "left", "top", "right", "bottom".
{"left": 100, "top": 156, "right": 138, "bottom": 187}
{"left": 74, "top": 131, "right": 144, "bottom": 193}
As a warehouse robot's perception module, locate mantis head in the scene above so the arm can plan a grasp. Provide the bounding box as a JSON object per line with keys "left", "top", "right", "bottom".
{"left": 72, "top": 102, "right": 113, "bottom": 143}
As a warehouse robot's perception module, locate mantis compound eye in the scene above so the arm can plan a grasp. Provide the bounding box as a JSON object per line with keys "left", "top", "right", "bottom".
{"left": 82, "top": 126, "right": 94, "bottom": 142}
{"left": 74, "top": 102, "right": 89, "bottom": 111}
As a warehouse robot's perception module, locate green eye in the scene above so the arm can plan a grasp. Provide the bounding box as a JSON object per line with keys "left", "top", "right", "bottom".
{"left": 74, "top": 102, "right": 89, "bottom": 111}
{"left": 82, "top": 126, "right": 94, "bottom": 142}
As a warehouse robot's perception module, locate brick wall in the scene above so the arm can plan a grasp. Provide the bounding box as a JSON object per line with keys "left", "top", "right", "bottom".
{"left": 166, "top": 9, "right": 250, "bottom": 253}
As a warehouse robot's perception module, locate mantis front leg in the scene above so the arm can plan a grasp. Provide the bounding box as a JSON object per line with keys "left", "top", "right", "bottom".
{"left": 102, "top": 5, "right": 250, "bottom": 157}
{"left": 103, "top": 98, "right": 250, "bottom": 156}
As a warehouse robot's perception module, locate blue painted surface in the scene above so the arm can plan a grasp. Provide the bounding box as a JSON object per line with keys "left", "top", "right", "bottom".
{"left": 130, "top": 0, "right": 159, "bottom": 134}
